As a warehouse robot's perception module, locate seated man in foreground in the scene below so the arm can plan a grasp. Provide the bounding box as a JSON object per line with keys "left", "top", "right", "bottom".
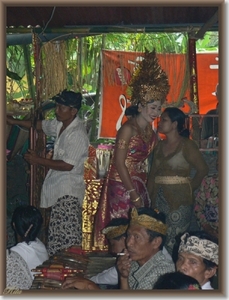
{"left": 62, "top": 207, "right": 174, "bottom": 290}
{"left": 175, "top": 231, "right": 218, "bottom": 290}
{"left": 116, "top": 207, "right": 175, "bottom": 289}
{"left": 90, "top": 215, "right": 172, "bottom": 287}
{"left": 90, "top": 217, "right": 129, "bottom": 287}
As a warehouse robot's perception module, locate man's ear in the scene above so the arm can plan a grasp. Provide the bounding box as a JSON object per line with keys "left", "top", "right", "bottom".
{"left": 71, "top": 108, "right": 78, "bottom": 115}
{"left": 204, "top": 266, "right": 217, "bottom": 280}
{"left": 151, "top": 236, "right": 162, "bottom": 249}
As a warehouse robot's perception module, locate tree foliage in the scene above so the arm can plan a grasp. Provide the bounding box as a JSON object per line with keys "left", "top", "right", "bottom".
{"left": 6, "top": 31, "right": 218, "bottom": 142}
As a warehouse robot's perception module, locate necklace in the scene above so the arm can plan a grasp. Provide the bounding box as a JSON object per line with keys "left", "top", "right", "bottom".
{"left": 135, "top": 118, "right": 153, "bottom": 143}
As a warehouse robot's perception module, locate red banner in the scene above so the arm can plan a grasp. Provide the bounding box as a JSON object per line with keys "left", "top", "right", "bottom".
{"left": 99, "top": 50, "right": 218, "bottom": 139}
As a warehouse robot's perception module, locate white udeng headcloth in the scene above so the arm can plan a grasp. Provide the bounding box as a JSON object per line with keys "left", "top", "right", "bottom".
{"left": 178, "top": 233, "right": 218, "bottom": 265}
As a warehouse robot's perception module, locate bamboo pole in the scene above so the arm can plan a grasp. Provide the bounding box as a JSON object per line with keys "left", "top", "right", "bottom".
{"left": 89, "top": 35, "right": 105, "bottom": 142}
{"left": 188, "top": 36, "right": 199, "bottom": 113}
{"left": 90, "top": 62, "right": 101, "bottom": 142}
{"left": 78, "top": 37, "right": 83, "bottom": 89}
{"left": 22, "top": 44, "right": 35, "bottom": 100}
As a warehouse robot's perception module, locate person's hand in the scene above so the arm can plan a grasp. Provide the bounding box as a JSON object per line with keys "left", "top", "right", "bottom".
{"left": 131, "top": 195, "right": 144, "bottom": 209}
{"left": 116, "top": 248, "right": 132, "bottom": 278}
{"left": 6, "top": 115, "right": 16, "bottom": 126}
{"left": 24, "top": 149, "right": 40, "bottom": 165}
{"left": 134, "top": 198, "right": 144, "bottom": 209}
{"left": 62, "top": 276, "right": 100, "bottom": 290}
{"left": 46, "top": 149, "right": 53, "bottom": 159}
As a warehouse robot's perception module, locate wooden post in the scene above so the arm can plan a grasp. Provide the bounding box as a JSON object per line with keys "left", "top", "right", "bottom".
{"left": 188, "top": 36, "right": 199, "bottom": 113}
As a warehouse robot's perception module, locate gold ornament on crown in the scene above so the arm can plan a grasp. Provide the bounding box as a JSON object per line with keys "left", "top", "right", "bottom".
{"left": 127, "top": 49, "right": 170, "bottom": 106}
{"left": 130, "top": 207, "right": 167, "bottom": 235}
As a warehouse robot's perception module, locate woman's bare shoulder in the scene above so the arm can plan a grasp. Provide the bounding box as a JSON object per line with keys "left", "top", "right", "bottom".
{"left": 183, "top": 137, "right": 199, "bottom": 148}
{"left": 117, "top": 118, "right": 137, "bottom": 136}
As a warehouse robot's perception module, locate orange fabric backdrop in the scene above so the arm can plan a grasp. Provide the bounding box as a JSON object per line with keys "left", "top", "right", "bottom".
{"left": 99, "top": 50, "right": 218, "bottom": 139}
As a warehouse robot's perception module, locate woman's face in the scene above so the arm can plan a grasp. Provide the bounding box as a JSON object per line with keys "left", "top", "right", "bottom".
{"left": 140, "top": 100, "right": 162, "bottom": 122}
{"left": 158, "top": 111, "right": 174, "bottom": 133}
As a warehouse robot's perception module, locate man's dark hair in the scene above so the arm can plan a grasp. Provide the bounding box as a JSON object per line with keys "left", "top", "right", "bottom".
{"left": 153, "top": 271, "right": 201, "bottom": 290}
{"left": 11, "top": 205, "right": 43, "bottom": 244}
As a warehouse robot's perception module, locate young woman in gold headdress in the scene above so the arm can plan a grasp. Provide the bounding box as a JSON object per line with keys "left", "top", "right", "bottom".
{"left": 93, "top": 50, "right": 170, "bottom": 250}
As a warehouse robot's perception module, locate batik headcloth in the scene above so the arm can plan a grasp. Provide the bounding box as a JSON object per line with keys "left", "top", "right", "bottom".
{"left": 179, "top": 232, "right": 218, "bottom": 265}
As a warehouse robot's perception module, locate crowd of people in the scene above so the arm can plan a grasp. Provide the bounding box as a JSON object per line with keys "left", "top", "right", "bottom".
{"left": 6, "top": 49, "right": 219, "bottom": 292}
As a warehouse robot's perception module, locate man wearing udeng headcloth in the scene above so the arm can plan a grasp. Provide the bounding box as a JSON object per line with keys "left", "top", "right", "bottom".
{"left": 116, "top": 207, "right": 175, "bottom": 289}
{"left": 7, "top": 90, "right": 89, "bottom": 256}
{"left": 176, "top": 231, "right": 218, "bottom": 290}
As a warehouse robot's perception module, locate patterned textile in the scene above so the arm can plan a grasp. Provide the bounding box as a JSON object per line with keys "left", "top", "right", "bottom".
{"left": 109, "top": 176, "right": 151, "bottom": 219}
{"left": 155, "top": 187, "right": 193, "bottom": 255}
{"left": 81, "top": 179, "right": 104, "bottom": 251}
{"left": 128, "top": 251, "right": 175, "bottom": 289}
{"left": 47, "top": 195, "right": 82, "bottom": 256}
{"left": 179, "top": 232, "right": 218, "bottom": 265}
{"left": 6, "top": 250, "right": 33, "bottom": 290}
{"left": 93, "top": 133, "right": 156, "bottom": 250}
{"left": 194, "top": 173, "right": 219, "bottom": 235}
{"left": 147, "top": 137, "right": 208, "bottom": 255}
{"left": 10, "top": 238, "right": 49, "bottom": 277}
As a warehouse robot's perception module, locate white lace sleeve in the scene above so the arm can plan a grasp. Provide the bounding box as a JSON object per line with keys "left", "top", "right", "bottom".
{"left": 6, "top": 250, "right": 33, "bottom": 290}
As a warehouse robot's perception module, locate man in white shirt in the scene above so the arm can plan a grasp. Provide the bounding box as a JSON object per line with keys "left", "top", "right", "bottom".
{"left": 90, "top": 217, "right": 129, "bottom": 287}
{"left": 175, "top": 231, "right": 218, "bottom": 290}
{"left": 7, "top": 90, "right": 89, "bottom": 256}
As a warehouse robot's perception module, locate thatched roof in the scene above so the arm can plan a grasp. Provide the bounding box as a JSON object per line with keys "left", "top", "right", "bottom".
{"left": 6, "top": 5, "right": 219, "bottom": 33}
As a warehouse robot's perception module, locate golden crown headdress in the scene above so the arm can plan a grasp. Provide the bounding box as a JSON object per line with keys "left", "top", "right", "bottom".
{"left": 127, "top": 49, "right": 170, "bottom": 106}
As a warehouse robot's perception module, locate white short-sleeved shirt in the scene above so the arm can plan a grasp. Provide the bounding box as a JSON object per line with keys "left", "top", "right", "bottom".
{"left": 40, "top": 117, "right": 89, "bottom": 208}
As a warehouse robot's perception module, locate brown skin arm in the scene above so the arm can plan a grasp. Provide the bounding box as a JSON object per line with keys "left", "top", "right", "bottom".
{"left": 183, "top": 139, "right": 209, "bottom": 191}
{"left": 114, "top": 122, "right": 143, "bottom": 208}
{"left": 24, "top": 149, "right": 73, "bottom": 171}
{"left": 7, "top": 115, "right": 42, "bottom": 131}
{"left": 116, "top": 249, "right": 132, "bottom": 289}
{"left": 62, "top": 277, "right": 100, "bottom": 290}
